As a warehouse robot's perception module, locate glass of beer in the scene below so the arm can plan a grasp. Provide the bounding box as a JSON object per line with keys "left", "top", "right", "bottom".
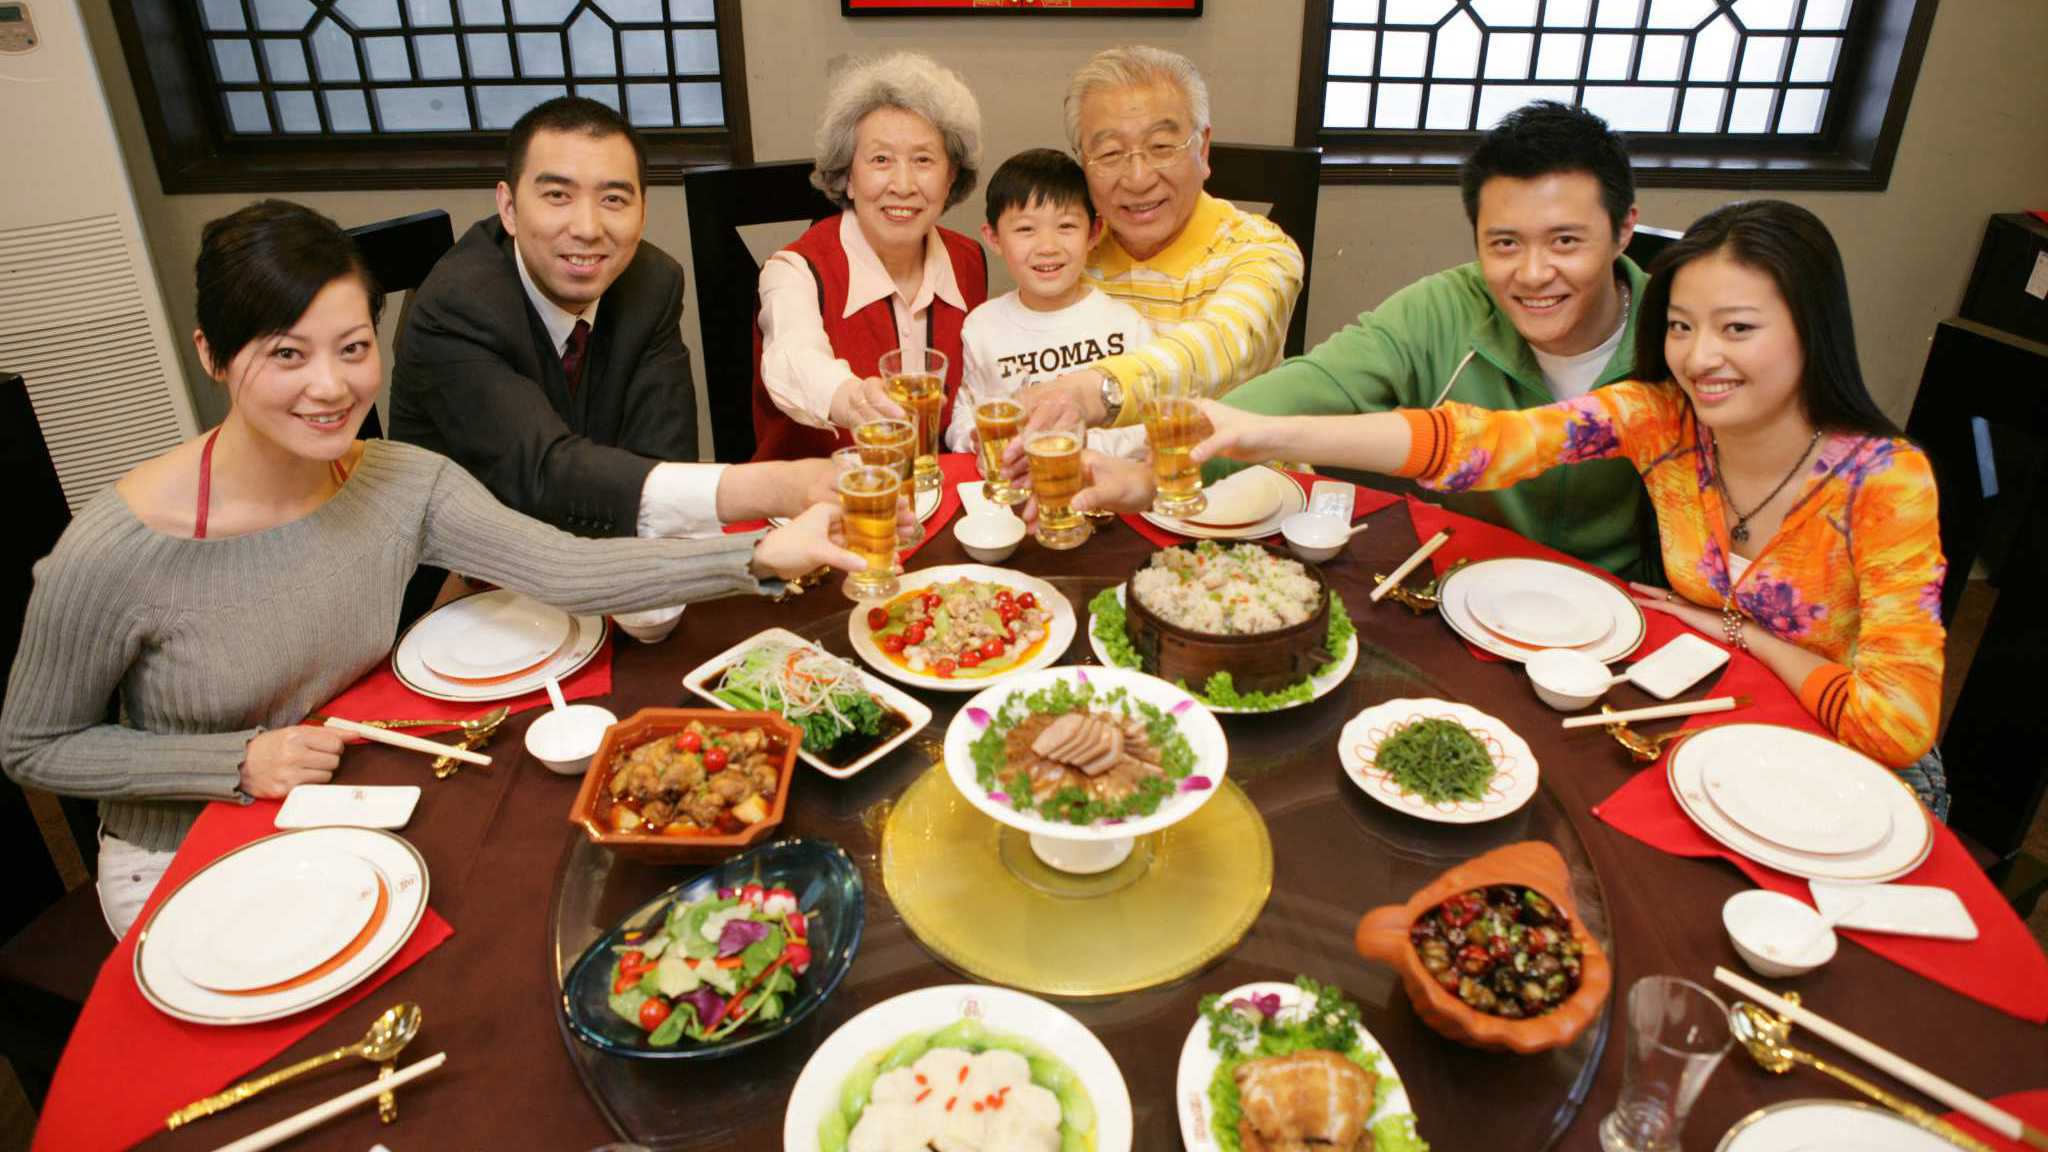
{"left": 852, "top": 419, "right": 922, "bottom": 548}
{"left": 834, "top": 458, "right": 902, "bottom": 602}
{"left": 1025, "top": 416, "right": 1091, "bottom": 551}
{"left": 971, "top": 395, "right": 1027, "bottom": 507}
{"left": 879, "top": 346, "right": 947, "bottom": 494}
{"left": 1139, "top": 363, "right": 1209, "bottom": 518}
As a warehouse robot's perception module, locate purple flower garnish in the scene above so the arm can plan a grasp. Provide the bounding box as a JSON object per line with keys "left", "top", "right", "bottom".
{"left": 1180, "top": 775, "right": 1214, "bottom": 793}
{"left": 1227, "top": 992, "right": 1283, "bottom": 1019}
{"left": 1076, "top": 669, "right": 1090, "bottom": 684}
{"left": 1172, "top": 699, "right": 1194, "bottom": 715}
{"left": 716, "top": 886, "right": 737, "bottom": 900}
{"left": 988, "top": 791, "right": 1010, "bottom": 805}
{"left": 676, "top": 985, "right": 726, "bottom": 1027}
{"left": 716, "top": 918, "right": 770, "bottom": 957}
{"left": 965, "top": 707, "right": 992, "bottom": 728}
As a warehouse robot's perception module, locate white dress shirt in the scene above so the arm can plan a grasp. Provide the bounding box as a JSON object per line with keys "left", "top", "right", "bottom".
{"left": 756, "top": 210, "right": 969, "bottom": 429}
{"left": 514, "top": 246, "right": 727, "bottom": 643}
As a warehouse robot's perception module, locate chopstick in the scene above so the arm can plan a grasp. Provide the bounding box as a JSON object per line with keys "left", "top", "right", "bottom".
{"left": 208, "top": 1052, "right": 446, "bottom": 1152}
{"left": 323, "top": 717, "right": 492, "bottom": 766}
{"left": 1370, "top": 528, "right": 1454, "bottom": 603}
{"left": 1561, "top": 696, "right": 1750, "bottom": 729}
{"left": 1714, "top": 968, "right": 2046, "bottom": 1148}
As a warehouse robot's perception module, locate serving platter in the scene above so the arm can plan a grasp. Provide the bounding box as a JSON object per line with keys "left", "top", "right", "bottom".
{"left": 847, "top": 564, "right": 1076, "bottom": 693}
{"left": 1338, "top": 698, "right": 1540, "bottom": 824}
{"left": 683, "top": 627, "right": 932, "bottom": 779}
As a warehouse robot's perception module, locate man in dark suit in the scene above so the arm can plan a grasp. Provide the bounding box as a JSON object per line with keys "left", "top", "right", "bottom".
{"left": 392, "top": 96, "right": 834, "bottom": 638}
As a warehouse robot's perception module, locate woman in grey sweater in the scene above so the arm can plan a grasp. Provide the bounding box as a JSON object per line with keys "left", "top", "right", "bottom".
{"left": 0, "top": 200, "right": 863, "bottom": 935}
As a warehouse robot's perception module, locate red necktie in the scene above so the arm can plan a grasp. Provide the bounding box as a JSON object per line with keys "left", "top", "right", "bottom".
{"left": 562, "top": 318, "right": 591, "bottom": 394}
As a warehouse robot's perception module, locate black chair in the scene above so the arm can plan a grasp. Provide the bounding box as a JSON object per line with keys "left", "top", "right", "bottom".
{"left": 347, "top": 210, "right": 456, "bottom": 442}
{"left": 1624, "top": 225, "right": 1684, "bottom": 272}
{"left": 1205, "top": 143, "right": 1323, "bottom": 361}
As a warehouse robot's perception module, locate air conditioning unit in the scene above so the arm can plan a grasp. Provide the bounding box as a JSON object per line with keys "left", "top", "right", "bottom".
{"left": 0, "top": 0, "right": 195, "bottom": 513}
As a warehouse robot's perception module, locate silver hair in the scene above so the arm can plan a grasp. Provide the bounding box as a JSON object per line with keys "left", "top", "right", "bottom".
{"left": 1063, "top": 44, "right": 1212, "bottom": 156}
{"left": 811, "top": 51, "right": 983, "bottom": 211}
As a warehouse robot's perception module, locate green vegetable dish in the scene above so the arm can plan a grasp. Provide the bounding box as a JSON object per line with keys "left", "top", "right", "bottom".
{"left": 1089, "top": 588, "right": 1355, "bottom": 711}
{"left": 1199, "top": 977, "right": 1428, "bottom": 1152}
{"left": 711, "top": 639, "right": 908, "bottom": 769}
{"left": 969, "top": 678, "right": 1198, "bottom": 826}
{"left": 604, "top": 884, "right": 812, "bottom": 1048}
{"left": 1372, "top": 717, "right": 1497, "bottom": 804}
{"left": 820, "top": 1018, "right": 1097, "bottom": 1152}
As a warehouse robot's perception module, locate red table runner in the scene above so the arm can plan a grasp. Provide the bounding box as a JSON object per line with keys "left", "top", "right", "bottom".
{"left": 1946, "top": 1091, "right": 2048, "bottom": 1150}
{"left": 1122, "top": 472, "right": 1400, "bottom": 549}
{"left": 33, "top": 800, "right": 454, "bottom": 1151}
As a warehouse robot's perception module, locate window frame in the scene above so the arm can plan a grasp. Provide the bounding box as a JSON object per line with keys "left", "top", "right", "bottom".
{"left": 1294, "top": 0, "right": 1939, "bottom": 190}
{"left": 110, "top": 0, "right": 752, "bottom": 192}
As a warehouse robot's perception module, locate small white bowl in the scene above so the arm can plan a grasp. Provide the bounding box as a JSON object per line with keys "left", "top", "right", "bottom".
{"left": 1525, "top": 648, "right": 1615, "bottom": 711}
{"left": 954, "top": 513, "right": 1025, "bottom": 564}
{"left": 1280, "top": 511, "right": 1350, "bottom": 564}
{"left": 1723, "top": 889, "right": 1837, "bottom": 978}
{"left": 526, "top": 704, "right": 618, "bottom": 776}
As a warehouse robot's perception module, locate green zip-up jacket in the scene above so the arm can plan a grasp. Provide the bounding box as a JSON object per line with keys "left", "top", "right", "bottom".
{"left": 1219, "top": 258, "right": 1654, "bottom": 578}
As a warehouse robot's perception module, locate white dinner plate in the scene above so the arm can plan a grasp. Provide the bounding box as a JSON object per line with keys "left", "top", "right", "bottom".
{"left": 1140, "top": 467, "right": 1307, "bottom": 541}
{"left": 847, "top": 564, "right": 1076, "bottom": 693}
{"left": 1176, "top": 981, "right": 1419, "bottom": 1152}
{"left": 1438, "top": 557, "right": 1646, "bottom": 664}
{"left": 170, "top": 850, "right": 380, "bottom": 992}
{"left": 394, "top": 598, "right": 606, "bottom": 703}
{"left": 768, "top": 482, "right": 940, "bottom": 530}
{"left": 682, "top": 626, "right": 932, "bottom": 779}
{"left": 1717, "top": 1099, "right": 1960, "bottom": 1151}
{"left": 411, "top": 588, "right": 572, "bottom": 682}
{"left": 1338, "top": 698, "right": 1539, "bottom": 824}
{"left": 1668, "top": 725, "right": 1932, "bottom": 883}
{"left": 943, "top": 664, "right": 1228, "bottom": 843}
{"left": 1085, "top": 585, "right": 1358, "bottom": 714}
{"left": 136, "top": 828, "right": 428, "bottom": 1025}
{"left": 782, "top": 984, "right": 1133, "bottom": 1152}
{"left": 1467, "top": 582, "right": 1609, "bottom": 648}
{"left": 1701, "top": 738, "right": 1891, "bottom": 855}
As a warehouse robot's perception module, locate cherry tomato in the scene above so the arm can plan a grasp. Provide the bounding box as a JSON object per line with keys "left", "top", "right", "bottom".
{"left": 1017, "top": 592, "right": 1037, "bottom": 610}
{"left": 998, "top": 603, "right": 1020, "bottom": 624}
{"left": 618, "top": 950, "right": 655, "bottom": 978}
{"left": 1457, "top": 944, "right": 1491, "bottom": 975}
{"left": 782, "top": 941, "right": 813, "bottom": 972}
{"left": 924, "top": 593, "right": 942, "bottom": 610}
{"left": 959, "top": 650, "right": 983, "bottom": 669}
{"left": 705, "top": 747, "right": 730, "bottom": 773}
{"left": 638, "top": 997, "right": 673, "bottom": 1032}
{"left": 882, "top": 634, "right": 907, "bottom": 654}
{"left": 614, "top": 970, "right": 641, "bottom": 994}
{"left": 905, "top": 623, "right": 928, "bottom": 645}
{"left": 866, "top": 607, "right": 889, "bottom": 630}
{"left": 675, "top": 730, "right": 702, "bottom": 753}
{"left": 980, "top": 637, "right": 1005, "bottom": 660}
{"left": 995, "top": 588, "right": 1014, "bottom": 604}
{"left": 740, "top": 883, "right": 765, "bottom": 905}
{"left": 935, "top": 659, "right": 956, "bottom": 678}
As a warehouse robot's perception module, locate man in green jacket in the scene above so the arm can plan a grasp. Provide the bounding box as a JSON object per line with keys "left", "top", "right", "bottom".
{"left": 1221, "top": 101, "right": 1654, "bottom": 578}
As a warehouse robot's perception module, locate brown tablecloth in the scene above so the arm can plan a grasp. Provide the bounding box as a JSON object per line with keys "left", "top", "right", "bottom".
{"left": 130, "top": 505, "right": 2043, "bottom": 1151}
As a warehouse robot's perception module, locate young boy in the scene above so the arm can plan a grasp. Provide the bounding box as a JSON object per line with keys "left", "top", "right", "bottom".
{"left": 945, "top": 149, "right": 1152, "bottom": 459}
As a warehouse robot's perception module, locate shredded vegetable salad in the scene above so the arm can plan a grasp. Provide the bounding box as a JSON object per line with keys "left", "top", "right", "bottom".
{"left": 606, "top": 883, "right": 813, "bottom": 1047}
{"left": 713, "top": 638, "right": 887, "bottom": 755}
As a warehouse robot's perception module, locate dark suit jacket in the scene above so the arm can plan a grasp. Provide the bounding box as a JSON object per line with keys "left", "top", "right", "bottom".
{"left": 389, "top": 216, "right": 696, "bottom": 538}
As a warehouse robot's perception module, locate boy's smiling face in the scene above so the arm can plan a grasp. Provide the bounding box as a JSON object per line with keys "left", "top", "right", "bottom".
{"left": 981, "top": 192, "right": 1101, "bottom": 312}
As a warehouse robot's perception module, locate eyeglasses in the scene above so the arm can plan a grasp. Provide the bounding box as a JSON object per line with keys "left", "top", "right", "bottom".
{"left": 1081, "top": 129, "right": 1201, "bottom": 176}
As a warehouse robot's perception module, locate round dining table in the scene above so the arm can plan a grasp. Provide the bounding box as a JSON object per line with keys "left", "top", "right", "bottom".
{"left": 139, "top": 497, "right": 2043, "bottom": 1152}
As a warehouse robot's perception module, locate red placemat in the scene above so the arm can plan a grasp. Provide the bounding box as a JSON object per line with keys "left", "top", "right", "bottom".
{"left": 1945, "top": 1090, "right": 2048, "bottom": 1150}
{"left": 1122, "top": 472, "right": 1400, "bottom": 548}
{"left": 1404, "top": 495, "right": 1688, "bottom": 663}
{"left": 316, "top": 624, "right": 614, "bottom": 737}
{"left": 34, "top": 801, "right": 455, "bottom": 1151}
{"left": 723, "top": 453, "right": 974, "bottom": 564}
{"left": 1591, "top": 655, "right": 2048, "bottom": 1023}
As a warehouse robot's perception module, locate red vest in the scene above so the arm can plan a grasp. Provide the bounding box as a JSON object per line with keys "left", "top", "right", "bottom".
{"left": 750, "top": 215, "right": 986, "bottom": 462}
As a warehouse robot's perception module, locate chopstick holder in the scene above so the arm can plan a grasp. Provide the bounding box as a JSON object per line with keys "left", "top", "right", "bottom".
{"left": 1370, "top": 528, "right": 1453, "bottom": 603}
{"left": 1713, "top": 968, "right": 2045, "bottom": 1147}
{"left": 323, "top": 717, "right": 492, "bottom": 766}
{"left": 1561, "top": 696, "right": 1745, "bottom": 729}
{"left": 208, "top": 1052, "right": 446, "bottom": 1152}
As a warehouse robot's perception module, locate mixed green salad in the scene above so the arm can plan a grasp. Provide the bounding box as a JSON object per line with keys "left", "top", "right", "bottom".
{"left": 712, "top": 638, "right": 891, "bottom": 758}
{"left": 1199, "top": 976, "right": 1428, "bottom": 1152}
{"left": 1089, "top": 588, "right": 1355, "bottom": 710}
{"left": 969, "top": 677, "right": 1199, "bottom": 826}
{"left": 819, "top": 1017, "right": 1097, "bottom": 1152}
{"left": 605, "top": 883, "right": 812, "bottom": 1047}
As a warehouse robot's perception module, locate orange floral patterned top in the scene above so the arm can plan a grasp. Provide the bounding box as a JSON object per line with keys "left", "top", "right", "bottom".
{"left": 1397, "top": 381, "right": 1946, "bottom": 767}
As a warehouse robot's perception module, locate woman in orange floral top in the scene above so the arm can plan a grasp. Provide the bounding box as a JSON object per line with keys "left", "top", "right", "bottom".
{"left": 1099, "top": 201, "right": 1948, "bottom": 813}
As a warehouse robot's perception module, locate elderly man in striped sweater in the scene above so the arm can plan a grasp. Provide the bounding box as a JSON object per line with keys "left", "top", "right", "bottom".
{"left": 1011, "top": 45, "right": 1305, "bottom": 445}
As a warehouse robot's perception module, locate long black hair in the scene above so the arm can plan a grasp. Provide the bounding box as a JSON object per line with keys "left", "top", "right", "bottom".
{"left": 1631, "top": 199, "right": 1897, "bottom": 437}
{"left": 194, "top": 199, "right": 384, "bottom": 377}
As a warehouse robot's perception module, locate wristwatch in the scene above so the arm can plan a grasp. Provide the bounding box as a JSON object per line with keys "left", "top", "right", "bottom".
{"left": 1098, "top": 371, "right": 1125, "bottom": 424}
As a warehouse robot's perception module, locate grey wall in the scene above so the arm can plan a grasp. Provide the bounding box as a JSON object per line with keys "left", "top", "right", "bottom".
{"left": 79, "top": 0, "right": 2048, "bottom": 445}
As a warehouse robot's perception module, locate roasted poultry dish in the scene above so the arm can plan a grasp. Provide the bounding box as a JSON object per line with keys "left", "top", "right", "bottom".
{"left": 604, "top": 721, "right": 781, "bottom": 834}
{"left": 1003, "top": 710, "right": 1165, "bottom": 804}
{"left": 1234, "top": 1048, "right": 1379, "bottom": 1152}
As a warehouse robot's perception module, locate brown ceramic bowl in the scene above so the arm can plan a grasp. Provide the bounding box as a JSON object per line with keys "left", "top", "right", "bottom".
{"left": 1354, "top": 841, "right": 1611, "bottom": 1053}
{"left": 567, "top": 708, "right": 800, "bottom": 863}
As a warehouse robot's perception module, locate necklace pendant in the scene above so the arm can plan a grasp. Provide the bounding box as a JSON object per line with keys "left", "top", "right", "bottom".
{"left": 1731, "top": 523, "right": 1750, "bottom": 542}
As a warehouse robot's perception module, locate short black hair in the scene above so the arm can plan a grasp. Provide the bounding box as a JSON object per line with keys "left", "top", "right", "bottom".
{"left": 505, "top": 96, "right": 647, "bottom": 192}
{"left": 984, "top": 148, "right": 1094, "bottom": 229}
{"left": 1459, "top": 101, "right": 1635, "bottom": 238}
{"left": 195, "top": 199, "right": 384, "bottom": 376}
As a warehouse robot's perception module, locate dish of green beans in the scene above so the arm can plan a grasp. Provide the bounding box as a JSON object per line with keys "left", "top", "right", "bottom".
{"left": 1372, "top": 717, "right": 1496, "bottom": 804}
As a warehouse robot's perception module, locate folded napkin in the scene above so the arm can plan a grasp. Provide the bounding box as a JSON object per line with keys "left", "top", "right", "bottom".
{"left": 1404, "top": 495, "right": 1688, "bottom": 663}
{"left": 1122, "top": 473, "right": 1401, "bottom": 549}
{"left": 315, "top": 627, "right": 614, "bottom": 737}
{"left": 33, "top": 800, "right": 455, "bottom": 1152}
{"left": 723, "top": 453, "right": 974, "bottom": 565}
{"left": 1945, "top": 1090, "right": 2048, "bottom": 1151}
{"left": 1592, "top": 655, "right": 2048, "bottom": 1023}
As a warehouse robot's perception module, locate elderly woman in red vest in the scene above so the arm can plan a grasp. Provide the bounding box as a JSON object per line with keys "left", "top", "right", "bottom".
{"left": 752, "top": 51, "right": 989, "bottom": 461}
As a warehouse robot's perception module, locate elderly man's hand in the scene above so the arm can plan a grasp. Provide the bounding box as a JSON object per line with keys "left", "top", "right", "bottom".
{"left": 829, "top": 375, "right": 907, "bottom": 429}
{"left": 1021, "top": 449, "right": 1155, "bottom": 530}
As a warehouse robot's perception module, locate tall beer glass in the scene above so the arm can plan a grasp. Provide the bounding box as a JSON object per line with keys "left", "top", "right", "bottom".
{"left": 1026, "top": 416, "right": 1091, "bottom": 551}
{"left": 878, "top": 346, "right": 946, "bottom": 494}
{"left": 971, "top": 395, "right": 1027, "bottom": 507}
{"left": 834, "top": 459, "right": 902, "bottom": 602}
{"left": 1139, "top": 363, "right": 1208, "bottom": 518}
{"left": 852, "top": 418, "right": 922, "bottom": 548}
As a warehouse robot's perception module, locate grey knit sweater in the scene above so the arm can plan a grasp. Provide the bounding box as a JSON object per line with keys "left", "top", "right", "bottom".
{"left": 0, "top": 440, "right": 767, "bottom": 852}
